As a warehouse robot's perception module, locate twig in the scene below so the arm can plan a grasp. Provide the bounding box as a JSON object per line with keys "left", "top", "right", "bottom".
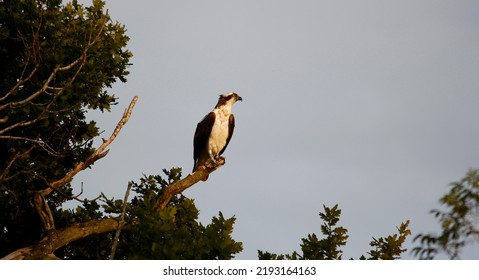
{"left": 109, "top": 181, "right": 132, "bottom": 260}
{"left": 0, "top": 135, "right": 66, "bottom": 156}
{"left": 50, "top": 182, "right": 102, "bottom": 203}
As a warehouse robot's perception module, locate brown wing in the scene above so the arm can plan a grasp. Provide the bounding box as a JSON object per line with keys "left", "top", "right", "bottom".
{"left": 219, "top": 113, "right": 235, "bottom": 156}
{"left": 193, "top": 112, "right": 216, "bottom": 165}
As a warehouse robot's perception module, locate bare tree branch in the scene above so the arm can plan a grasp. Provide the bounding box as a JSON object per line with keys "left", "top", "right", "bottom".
{"left": 155, "top": 157, "right": 225, "bottom": 210}
{"left": 41, "top": 95, "right": 138, "bottom": 197}
{"left": 27, "top": 96, "right": 136, "bottom": 233}
{"left": 59, "top": 183, "right": 102, "bottom": 203}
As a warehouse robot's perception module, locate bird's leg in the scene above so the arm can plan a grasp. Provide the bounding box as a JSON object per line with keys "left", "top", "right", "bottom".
{"left": 208, "top": 150, "right": 216, "bottom": 163}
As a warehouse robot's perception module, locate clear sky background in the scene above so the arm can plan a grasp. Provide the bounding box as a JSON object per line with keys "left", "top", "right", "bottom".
{"left": 73, "top": 0, "right": 479, "bottom": 259}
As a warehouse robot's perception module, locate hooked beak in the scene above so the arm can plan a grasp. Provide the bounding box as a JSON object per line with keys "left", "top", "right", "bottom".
{"left": 237, "top": 95, "right": 243, "bottom": 102}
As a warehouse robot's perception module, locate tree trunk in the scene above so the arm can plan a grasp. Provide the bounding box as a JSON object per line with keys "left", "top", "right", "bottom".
{"left": 2, "top": 218, "right": 119, "bottom": 260}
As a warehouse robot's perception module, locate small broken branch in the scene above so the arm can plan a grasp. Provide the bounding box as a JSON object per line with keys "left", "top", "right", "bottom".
{"left": 34, "top": 192, "right": 55, "bottom": 231}
{"left": 50, "top": 182, "right": 102, "bottom": 203}
{"left": 155, "top": 157, "right": 225, "bottom": 210}
{"left": 109, "top": 181, "right": 132, "bottom": 260}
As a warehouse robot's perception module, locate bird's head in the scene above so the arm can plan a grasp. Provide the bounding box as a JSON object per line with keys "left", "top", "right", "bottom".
{"left": 215, "top": 92, "right": 243, "bottom": 108}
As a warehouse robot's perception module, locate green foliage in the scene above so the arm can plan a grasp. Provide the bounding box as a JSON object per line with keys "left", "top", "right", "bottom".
{"left": 412, "top": 169, "right": 479, "bottom": 259}
{"left": 360, "top": 220, "right": 411, "bottom": 260}
{"left": 0, "top": 0, "right": 131, "bottom": 256}
{"left": 311, "top": 204, "right": 349, "bottom": 259}
{"left": 56, "top": 168, "right": 243, "bottom": 260}
{"left": 259, "top": 204, "right": 410, "bottom": 260}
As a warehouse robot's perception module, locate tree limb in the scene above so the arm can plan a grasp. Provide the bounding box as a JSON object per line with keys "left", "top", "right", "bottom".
{"left": 30, "top": 96, "right": 136, "bottom": 233}
{"left": 1, "top": 218, "right": 120, "bottom": 260}
{"left": 155, "top": 157, "right": 225, "bottom": 210}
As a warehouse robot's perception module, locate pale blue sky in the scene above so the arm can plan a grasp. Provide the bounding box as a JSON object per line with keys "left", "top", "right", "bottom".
{"left": 74, "top": 0, "right": 479, "bottom": 259}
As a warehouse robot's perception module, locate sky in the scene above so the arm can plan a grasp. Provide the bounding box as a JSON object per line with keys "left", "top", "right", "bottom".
{"left": 72, "top": 0, "right": 479, "bottom": 259}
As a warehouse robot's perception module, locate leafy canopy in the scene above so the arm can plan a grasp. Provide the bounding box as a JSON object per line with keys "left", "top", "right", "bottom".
{"left": 0, "top": 0, "right": 131, "bottom": 256}
{"left": 413, "top": 169, "right": 479, "bottom": 259}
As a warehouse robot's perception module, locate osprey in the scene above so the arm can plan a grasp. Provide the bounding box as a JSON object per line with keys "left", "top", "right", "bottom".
{"left": 193, "top": 92, "right": 242, "bottom": 173}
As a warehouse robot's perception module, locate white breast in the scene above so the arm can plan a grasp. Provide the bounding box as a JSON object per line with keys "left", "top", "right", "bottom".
{"left": 208, "top": 108, "right": 230, "bottom": 156}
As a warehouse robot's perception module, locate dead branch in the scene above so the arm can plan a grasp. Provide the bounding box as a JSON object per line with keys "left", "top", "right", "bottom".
{"left": 42, "top": 95, "right": 138, "bottom": 197}
{"left": 155, "top": 157, "right": 225, "bottom": 210}
{"left": 27, "top": 95, "right": 136, "bottom": 233}
{"left": 44, "top": 182, "right": 102, "bottom": 203}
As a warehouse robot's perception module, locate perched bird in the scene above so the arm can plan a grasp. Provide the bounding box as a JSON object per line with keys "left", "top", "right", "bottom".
{"left": 193, "top": 92, "right": 242, "bottom": 174}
